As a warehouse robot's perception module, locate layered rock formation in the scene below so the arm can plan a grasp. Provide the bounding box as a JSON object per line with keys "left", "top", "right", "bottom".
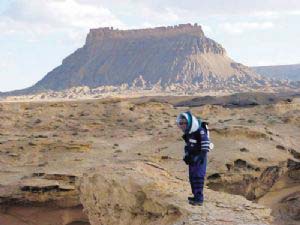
{"left": 80, "top": 161, "right": 272, "bottom": 225}
{"left": 3, "top": 23, "right": 290, "bottom": 97}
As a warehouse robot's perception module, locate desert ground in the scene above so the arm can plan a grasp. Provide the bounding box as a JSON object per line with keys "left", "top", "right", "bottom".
{"left": 0, "top": 94, "right": 299, "bottom": 225}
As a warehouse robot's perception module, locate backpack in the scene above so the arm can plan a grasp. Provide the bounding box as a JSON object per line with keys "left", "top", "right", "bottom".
{"left": 197, "top": 118, "right": 214, "bottom": 151}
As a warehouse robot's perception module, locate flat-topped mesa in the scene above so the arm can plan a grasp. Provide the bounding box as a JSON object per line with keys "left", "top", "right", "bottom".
{"left": 86, "top": 23, "right": 205, "bottom": 44}
{"left": 2, "top": 23, "right": 272, "bottom": 95}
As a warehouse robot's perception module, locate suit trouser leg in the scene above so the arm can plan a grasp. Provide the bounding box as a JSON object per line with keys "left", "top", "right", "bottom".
{"left": 188, "top": 155, "right": 207, "bottom": 202}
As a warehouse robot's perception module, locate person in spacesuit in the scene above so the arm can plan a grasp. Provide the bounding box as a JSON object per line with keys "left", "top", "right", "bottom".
{"left": 176, "top": 111, "right": 211, "bottom": 206}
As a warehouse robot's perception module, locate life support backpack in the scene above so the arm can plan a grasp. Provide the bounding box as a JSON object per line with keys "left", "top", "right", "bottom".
{"left": 197, "top": 118, "right": 214, "bottom": 151}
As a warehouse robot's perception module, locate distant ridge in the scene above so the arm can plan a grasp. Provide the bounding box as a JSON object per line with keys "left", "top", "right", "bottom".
{"left": 2, "top": 23, "right": 298, "bottom": 97}
{"left": 252, "top": 64, "right": 300, "bottom": 81}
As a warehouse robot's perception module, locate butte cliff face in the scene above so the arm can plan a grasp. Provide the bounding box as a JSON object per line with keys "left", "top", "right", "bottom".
{"left": 10, "top": 23, "right": 271, "bottom": 95}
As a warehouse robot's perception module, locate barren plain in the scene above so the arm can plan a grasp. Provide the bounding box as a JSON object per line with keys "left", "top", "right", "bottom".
{"left": 0, "top": 94, "right": 299, "bottom": 225}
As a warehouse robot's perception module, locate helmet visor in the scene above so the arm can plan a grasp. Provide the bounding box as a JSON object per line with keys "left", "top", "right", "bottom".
{"left": 176, "top": 116, "right": 188, "bottom": 132}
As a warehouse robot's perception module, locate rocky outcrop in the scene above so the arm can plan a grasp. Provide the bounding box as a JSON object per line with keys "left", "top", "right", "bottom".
{"left": 278, "top": 192, "right": 300, "bottom": 221}
{"left": 287, "top": 159, "right": 300, "bottom": 181}
{"left": 207, "top": 162, "right": 287, "bottom": 200}
{"left": 0, "top": 205, "right": 89, "bottom": 225}
{"left": 79, "top": 161, "right": 272, "bottom": 225}
{"left": 288, "top": 149, "right": 300, "bottom": 160}
{"left": 0, "top": 172, "right": 89, "bottom": 225}
{"left": 207, "top": 157, "right": 300, "bottom": 225}
{"left": 0, "top": 172, "right": 80, "bottom": 207}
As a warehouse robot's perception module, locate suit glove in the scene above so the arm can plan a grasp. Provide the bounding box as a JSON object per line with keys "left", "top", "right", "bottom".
{"left": 183, "top": 154, "right": 192, "bottom": 165}
{"left": 196, "top": 151, "right": 207, "bottom": 164}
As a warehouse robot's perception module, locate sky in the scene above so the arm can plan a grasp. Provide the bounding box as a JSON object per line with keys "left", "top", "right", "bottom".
{"left": 1, "top": 0, "right": 300, "bottom": 92}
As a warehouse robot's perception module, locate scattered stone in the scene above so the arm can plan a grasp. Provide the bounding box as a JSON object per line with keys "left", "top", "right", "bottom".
{"left": 207, "top": 173, "right": 221, "bottom": 180}
{"left": 288, "top": 148, "right": 300, "bottom": 160}
{"left": 234, "top": 159, "right": 258, "bottom": 171}
{"left": 35, "top": 135, "right": 48, "bottom": 138}
{"left": 35, "top": 119, "right": 42, "bottom": 124}
{"left": 28, "top": 142, "right": 37, "bottom": 146}
{"left": 66, "top": 143, "right": 90, "bottom": 152}
{"left": 74, "top": 158, "right": 83, "bottom": 161}
{"left": 80, "top": 111, "right": 90, "bottom": 117}
{"left": 33, "top": 172, "right": 45, "bottom": 177}
{"left": 258, "top": 157, "right": 268, "bottom": 162}
{"left": 276, "top": 145, "right": 286, "bottom": 150}
{"left": 285, "top": 98, "right": 293, "bottom": 103}
{"left": 8, "top": 153, "right": 19, "bottom": 157}
{"left": 226, "top": 163, "right": 233, "bottom": 171}
{"left": 240, "top": 147, "right": 249, "bottom": 152}
{"left": 79, "top": 128, "right": 90, "bottom": 132}
{"left": 234, "top": 159, "right": 247, "bottom": 168}
{"left": 38, "top": 162, "right": 48, "bottom": 167}
{"left": 287, "top": 159, "right": 300, "bottom": 180}
{"left": 161, "top": 155, "right": 170, "bottom": 160}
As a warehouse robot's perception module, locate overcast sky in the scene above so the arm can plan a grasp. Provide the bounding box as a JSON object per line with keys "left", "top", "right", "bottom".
{"left": 1, "top": 0, "right": 300, "bottom": 92}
